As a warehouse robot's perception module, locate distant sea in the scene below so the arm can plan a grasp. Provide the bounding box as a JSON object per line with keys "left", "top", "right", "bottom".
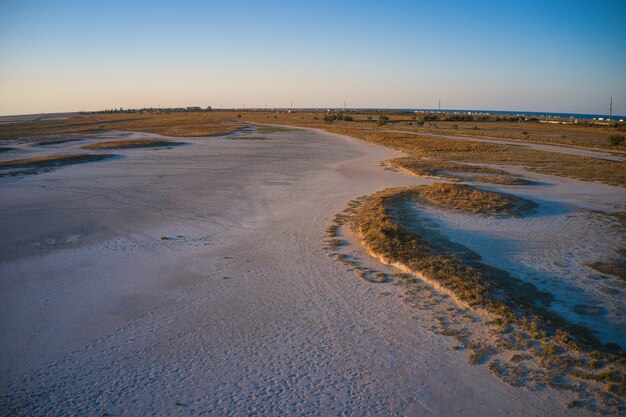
{"left": 298, "top": 108, "right": 626, "bottom": 121}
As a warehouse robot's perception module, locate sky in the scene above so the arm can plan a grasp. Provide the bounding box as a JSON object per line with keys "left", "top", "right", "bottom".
{"left": 0, "top": 0, "right": 625, "bottom": 116}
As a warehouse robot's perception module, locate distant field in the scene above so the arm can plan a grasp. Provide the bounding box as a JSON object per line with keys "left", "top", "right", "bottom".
{"left": 3, "top": 110, "right": 623, "bottom": 150}
{"left": 236, "top": 110, "right": 626, "bottom": 151}
{"left": 0, "top": 112, "right": 242, "bottom": 140}
{"left": 324, "top": 127, "right": 626, "bottom": 187}
{"left": 388, "top": 120, "right": 626, "bottom": 151}
{"left": 2, "top": 110, "right": 624, "bottom": 186}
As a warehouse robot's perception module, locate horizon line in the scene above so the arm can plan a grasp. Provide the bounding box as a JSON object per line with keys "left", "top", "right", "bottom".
{"left": 1, "top": 106, "right": 624, "bottom": 120}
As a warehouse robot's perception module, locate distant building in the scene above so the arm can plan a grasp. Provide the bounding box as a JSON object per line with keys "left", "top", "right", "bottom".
{"left": 187, "top": 106, "right": 202, "bottom": 112}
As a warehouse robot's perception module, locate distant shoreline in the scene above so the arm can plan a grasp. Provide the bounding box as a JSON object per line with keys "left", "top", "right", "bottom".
{"left": 288, "top": 107, "right": 626, "bottom": 121}
{"left": 0, "top": 108, "right": 624, "bottom": 122}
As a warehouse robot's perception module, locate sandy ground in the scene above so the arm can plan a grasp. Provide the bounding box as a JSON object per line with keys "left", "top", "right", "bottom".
{"left": 0, "top": 126, "right": 611, "bottom": 416}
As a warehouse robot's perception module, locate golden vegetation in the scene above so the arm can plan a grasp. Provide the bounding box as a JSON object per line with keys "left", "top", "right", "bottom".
{"left": 254, "top": 126, "right": 294, "bottom": 133}
{"left": 353, "top": 187, "right": 599, "bottom": 346}
{"left": 228, "top": 136, "right": 269, "bottom": 141}
{"left": 324, "top": 127, "right": 626, "bottom": 187}
{"left": 415, "top": 183, "right": 536, "bottom": 215}
{"left": 0, "top": 112, "right": 242, "bottom": 140}
{"left": 33, "top": 138, "right": 84, "bottom": 146}
{"left": 389, "top": 121, "right": 626, "bottom": 151}
{"left": 352, "top": 187, "right": 555, "bottom": 315}
{"left": 388, "top": 156, "right": 530, "bottom": 184}
{"left": 82, "top": 139, "right": 182, "bottom": 149}
{"left": 232, "top": 109, "right": 626, "bottom": 150}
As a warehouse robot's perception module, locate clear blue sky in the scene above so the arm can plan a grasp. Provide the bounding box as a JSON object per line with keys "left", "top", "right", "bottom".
{"left": 1, "top": 0, "right": 625, "bottom": 115}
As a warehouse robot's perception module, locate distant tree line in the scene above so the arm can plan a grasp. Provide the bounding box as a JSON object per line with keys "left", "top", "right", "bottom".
{"left": 323, "top": 113, "right": 354, "bottom": 123}
{"left": 80, "top": 106, "right": 213, "bottom": 115}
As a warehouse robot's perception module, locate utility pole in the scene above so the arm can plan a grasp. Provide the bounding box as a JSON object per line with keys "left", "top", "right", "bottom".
{"left": 438, "top": 99, "right": 441, "bottom": 111}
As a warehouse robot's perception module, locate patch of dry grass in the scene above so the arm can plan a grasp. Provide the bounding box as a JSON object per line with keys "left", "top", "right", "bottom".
{"left": 33, "top": 138, "right": 84, "bottom": 146}
{"left": 324, "top": 127, "right": 626, "bottom": 187}
{"left": 326, "top": 238, "right": 344, "bottom": 248}
{"left": 228, "top": 136, "right": 269, "bottom": 141}
{"left": 416, "top": 183, "right": 537, "bottom": 215}
{"left": 388, "top": 156, "right": 529, "bottom": 184}
{"left": 388, "top": 120, "right": 626, "bottom": 151}
{"left": 254, "top": 126, "right": 294, "bottom": 133}
{"left": 588, "top": 257, "right": 626, "bottom": 280}
{"left": 0, "top": 153, "right": 114, "bottom": 169}
{"left": 477, "top": 175, "right": 533, "bottom": 185}
{"left": 82, "top": 139, "right": 182, "bottom": 149}
{"left": 0, "top": 112, "right": 243, "bottom": 140}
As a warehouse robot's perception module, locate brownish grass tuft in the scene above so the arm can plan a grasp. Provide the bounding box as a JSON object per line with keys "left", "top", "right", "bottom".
{"left": 588, "top": 258, "right": 626, "bottom": 280}
{"left": 388, "top": 156, "right": 526, "bottom": 183}
{"left": 254, "top": 126, "right": 294, "bottom": 133}
{"left": 0, "top": 154, "right": 114, "bottom": 169}
{"left": 33, "top": 138, "right": 84, "bottom": 146}
{"left": 416, "top": 183, "right": 536, "bottom": 215}
{"left": 82, "top": 139, "right": 182, "bottom": 150}
{"left": 228, "top": 136, "right": 269, "bottom": 141}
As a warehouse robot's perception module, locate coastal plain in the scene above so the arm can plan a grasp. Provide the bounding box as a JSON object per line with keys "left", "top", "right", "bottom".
{"left": 0, "top": 114, "right": 624, "bottom": 416}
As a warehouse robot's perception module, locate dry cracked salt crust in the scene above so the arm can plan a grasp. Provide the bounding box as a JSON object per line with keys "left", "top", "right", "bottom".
{"left": 1, "top": 125, "right": 621, "bottom": 416}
